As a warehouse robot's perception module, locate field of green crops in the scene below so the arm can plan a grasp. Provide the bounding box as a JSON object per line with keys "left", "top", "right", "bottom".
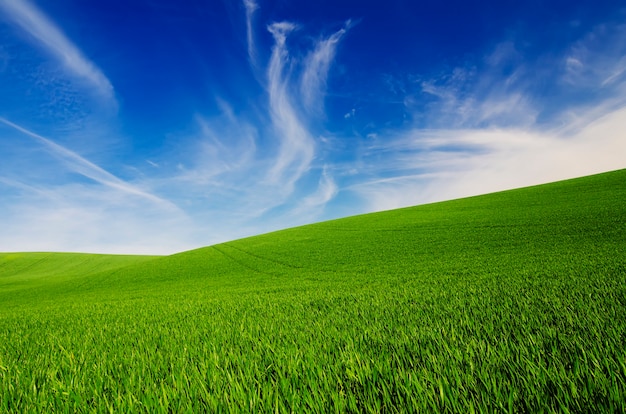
{"left": 1, "top": 169, "right": 625, "bottom": 412}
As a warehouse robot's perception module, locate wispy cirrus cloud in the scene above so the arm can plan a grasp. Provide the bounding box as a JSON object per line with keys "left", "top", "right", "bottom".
{"left": 265, "top": 20, "right": 350, "bottom": 197}
{"left": 301, "top": 20, "right": 351, "bottom": 115}
{"left": 0, "top": 2, "right": 351, "bottom": 254}
{"left": 0, "top": 0, "right": 115, "bottom": 102}
{"left": 0, "top": 117, "right": 173, "bottom": 209}
{"left": 346, "top": 22, "right": 626, "bottom": 212}
{"left": 243, "top": 0, "right": 259, "bottom": 65}
{"left": 136, "top": 10, "right": 351, "bottom": 247}
{"left": 0, "top": 117, "right": 193, "bottom": 254}
{"left": 265, "top": 21, "right": 315, "bottom": 188}
{"left": 418, "top": 42, "right": 538, "bottom": 129}
{"left": 7, "top": 1, "right": 620, "bottom": 257}
{"left": 0, "top": 183, "right": 194, "bottom": 254}
{"left": 350, "top": 107, "right": 626, "bottom": 212}
{"left": 564, "top": 22, "right": 626, "bottom": 89}
{"left": 293, "top": 165, "right": 338, "bottom": 217}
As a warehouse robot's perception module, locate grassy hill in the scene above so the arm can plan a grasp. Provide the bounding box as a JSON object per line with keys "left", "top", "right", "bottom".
{"left": 1, "top": 169, "right": 625, "bottom": 412}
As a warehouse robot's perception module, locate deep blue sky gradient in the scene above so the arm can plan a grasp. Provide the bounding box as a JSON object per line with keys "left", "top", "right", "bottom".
{"left": 1, "top": 0, "right": 625, "bottom": 253}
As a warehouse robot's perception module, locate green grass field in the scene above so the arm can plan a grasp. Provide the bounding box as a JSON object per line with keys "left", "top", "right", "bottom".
{"left": 1, "top": 169, "right": 625, "bottom": 412}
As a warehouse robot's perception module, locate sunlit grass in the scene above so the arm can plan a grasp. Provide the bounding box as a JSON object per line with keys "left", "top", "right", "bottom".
{"left": 1, "top": 169, "right": 625, "bottom": 412}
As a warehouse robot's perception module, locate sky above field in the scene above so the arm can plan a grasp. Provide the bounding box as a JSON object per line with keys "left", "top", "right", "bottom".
{"left": 0, "top": 0, "right": 625, "bottom": 254}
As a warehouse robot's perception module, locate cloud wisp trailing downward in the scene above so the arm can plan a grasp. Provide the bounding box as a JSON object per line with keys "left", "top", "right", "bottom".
{"left": 290, "top": 165, "right": 339, "bottom": 219}
{"left": 0, "top": 0, "right": 115, "bottom": 102}
{"left": 142, "top": 9, "right": 353, "bottom": 246}
{"left": 265, "top": 21, "right": 315, "bottom": 188}
{"left": 264, "top": 20, "right": 350, "bottom": 193}
{"left": 127, "top": 7, "right": 354, "bottom": 251}
{"left": 243, "top": 0, "right": 259, "bottom": 65}
{"left": 301, "top": 20, "right": 351, "bottom": 115}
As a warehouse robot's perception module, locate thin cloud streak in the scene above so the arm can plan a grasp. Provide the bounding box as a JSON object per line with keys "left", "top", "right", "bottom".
{"left": 0, "top": 117, "right": 174, "bottom": 209}
{"left": 298, "top": 166, "right": 338, "bottom": 211}
{"left": 243, "top": 0, "right": 259, "bottom": 65}
{"left": 419, "top": 63, "right": 537, "bottom": 128}
{"left": 266, "top": 21, "right": 315, "bottom": 188}
{"left": 564, "top": 22, "right": 626, "bottom": 89}
{"left": 301, "top": 21, "right": 350, "bottom": 115}
{"left": 263, "top": 21, "right": 350, "bottom": 197}
{"left": 0, "top": 0, "right": 115, "bottom": 101}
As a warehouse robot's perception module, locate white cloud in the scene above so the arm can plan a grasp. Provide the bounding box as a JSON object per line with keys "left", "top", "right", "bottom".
{"left": 563, "top": 23, "right": 626, "bottom": 90}
{"left": 0, "top": 183, "right": 194, "bottom": 254}
{"left": 485, "top": 41, "right": 521, "bottom": 67}
{"left": 262, "top": 20, "right": 350, "bottom": 196}
{"left": 110, "top": 18, "right": 354, "bottom": 253}
{"left": 265, "top": 21, "right": 315, "bottom": 188}
{"left": 243, "top": 0, "right": 259, "bottom": 65}
{"left": 348, "top": 21, "right": 626, "bottom": 213}
{"left": 0, "top": 0, "right": 115, "bottom": 102}
{"left": 600, "top": 53, "right": 626, "bottom": 87}
{"left": 0, "top": 129, "right": 194, "bottom": 254}
{"left": 291, "top": 166, "right": 338, "bottom": 216}
{"left": 350, "top": 105, "right": 626, "bottom": 212}
{"left": 171, "top": 113, "right": 257, "bottom": 187}
{"left": 0, "top": 6, "right": 341, "bottom": 254}
{"left": 12, "top": 4, "right": 623, "bottom": 257}
{"left": 420, "top": 47, "right": 536, "bottom": 129}
{"left": 301, "top": 21, "right": 350, "bottom": 115}
{"left": 565, "top": 56, "right": 583, "bottom": 72}
{"left": 0, "top": 117, "right": 174, "bottom": 209}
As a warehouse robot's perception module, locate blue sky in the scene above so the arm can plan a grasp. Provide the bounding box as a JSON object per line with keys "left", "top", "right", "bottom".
{"left": 0, "top": 0, "right": 625, "bottom": 254}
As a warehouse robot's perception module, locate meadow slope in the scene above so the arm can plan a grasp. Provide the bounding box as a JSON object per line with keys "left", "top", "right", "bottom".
{"left": 1, "top": 169, "right": 625, "bottom": 412}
